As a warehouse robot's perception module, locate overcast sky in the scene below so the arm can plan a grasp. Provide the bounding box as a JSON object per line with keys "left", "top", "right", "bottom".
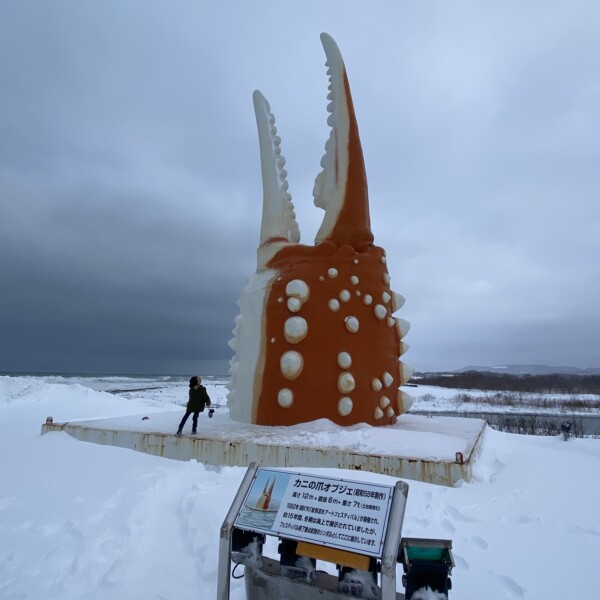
{"left": 1, "top": 1, "right": 599, "bottom": 375}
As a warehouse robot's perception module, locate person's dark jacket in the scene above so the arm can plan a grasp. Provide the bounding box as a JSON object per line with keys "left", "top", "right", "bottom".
{"left": 187, "top": 385, "right": 211, "bottom": 412}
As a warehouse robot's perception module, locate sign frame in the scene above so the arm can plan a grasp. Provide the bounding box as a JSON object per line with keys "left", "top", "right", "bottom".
{"left": 233, "top": 467, "right": 395, "bottom": 558}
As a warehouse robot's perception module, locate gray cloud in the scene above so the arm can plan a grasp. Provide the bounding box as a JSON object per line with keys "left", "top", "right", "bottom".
{"left": 1, "top": 1, "right": 599, "bottom": 374}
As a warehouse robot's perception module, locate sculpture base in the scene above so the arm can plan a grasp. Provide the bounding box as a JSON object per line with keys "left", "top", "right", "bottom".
{"left": 41, "top": 411, "right": 486, "bottom": 487}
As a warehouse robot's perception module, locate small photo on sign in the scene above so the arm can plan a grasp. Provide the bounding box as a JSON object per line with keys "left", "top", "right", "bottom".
{"left": 235, "top": 470, "right": 292, "bottom": 531}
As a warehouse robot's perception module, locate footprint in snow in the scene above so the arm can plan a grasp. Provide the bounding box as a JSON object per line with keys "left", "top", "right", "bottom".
{"left": 180, "top": 495, "right": 197, "bottom": 519}
{"left": 572, "top": 525, "right": 600, "bottom": 537}
{"left": 452, "top": 553, "right": 469, "bottom": 570}
{"left": 469, "top": 535, "right": 488, "bottom": 550}
{"left": 45, "top": 527, "right": 84, "bottom": 576}
{"left": 441, "top": 518, "right": 456, "bottom": 533}
{"left": 494, "top": 573, "right": 525, "bottom": 598}
{"left": 411, "top": 517, "right": 429, "bottom": 529}
{"left": 504, "top": 514, "right": 539, "bottom": 526}
{"left": 443, "top": 504, "right": 478, "bottom": 523}
{"left": 12, "top": 520, "right": 33, "bottom": 533}
{"left": 39, "top": 522, "right": 61, "bottom": 536}
{"left": 95, "top": 534, "right": 125, "bottom": 563}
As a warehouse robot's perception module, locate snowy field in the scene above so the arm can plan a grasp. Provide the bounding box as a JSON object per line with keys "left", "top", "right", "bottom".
{"left": 410, "top": 384, "right": 600, "bottom": 415}
{"left": 1, "top": 374, "right": 599, "bottom": 599}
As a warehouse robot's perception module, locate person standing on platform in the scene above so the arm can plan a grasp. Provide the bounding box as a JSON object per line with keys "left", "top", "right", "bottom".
{"left": 176, "top": 376, "right": 211, "bottom": 436}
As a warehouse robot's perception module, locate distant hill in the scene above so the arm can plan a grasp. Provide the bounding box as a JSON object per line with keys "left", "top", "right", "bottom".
{"left": 454, "top": 364, "right": 600, "bottom": 376}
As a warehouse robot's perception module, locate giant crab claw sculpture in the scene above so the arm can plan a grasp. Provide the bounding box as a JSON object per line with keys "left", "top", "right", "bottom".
{"left": 227, "top": 33, "right": 413, "bottom": 427}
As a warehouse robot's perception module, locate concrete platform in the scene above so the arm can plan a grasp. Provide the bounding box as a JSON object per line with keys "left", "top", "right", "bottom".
{"left": 41, "top": 410, "right": 486, "bottom": 487}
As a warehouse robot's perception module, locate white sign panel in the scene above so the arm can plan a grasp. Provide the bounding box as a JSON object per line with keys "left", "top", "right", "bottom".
{"left": 233, "top": 468, "right": 394, "bottom": 557}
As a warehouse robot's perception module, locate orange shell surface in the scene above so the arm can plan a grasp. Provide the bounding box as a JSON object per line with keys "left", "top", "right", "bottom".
{"left": 253, "top": 243, "right": 407, "bottom": 426}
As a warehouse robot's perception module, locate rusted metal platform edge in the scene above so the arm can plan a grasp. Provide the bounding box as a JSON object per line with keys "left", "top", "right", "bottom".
{"left": 41, "top": 421, "right": 486, "bottom": 487}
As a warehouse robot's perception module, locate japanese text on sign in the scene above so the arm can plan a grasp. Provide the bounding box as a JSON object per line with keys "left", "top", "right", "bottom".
{"left": 233, "top": 469, "right": 394, "bottom": 557}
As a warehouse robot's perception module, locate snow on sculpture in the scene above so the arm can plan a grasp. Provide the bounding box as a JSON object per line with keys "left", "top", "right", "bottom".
{"left": 227, "top": 33, "right": 413, "bottom": 426}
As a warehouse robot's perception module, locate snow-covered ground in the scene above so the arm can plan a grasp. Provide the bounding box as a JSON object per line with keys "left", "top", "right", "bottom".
{"left": 410, "top": 384, "right": 600, "bottom": 415}
{"left": 1, "top": 374, "right": 599, "bottom": 599}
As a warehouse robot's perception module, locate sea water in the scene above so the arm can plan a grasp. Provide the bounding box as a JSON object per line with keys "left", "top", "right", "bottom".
{"left": 0, "top": 371, "right": 231, "bottom": 407}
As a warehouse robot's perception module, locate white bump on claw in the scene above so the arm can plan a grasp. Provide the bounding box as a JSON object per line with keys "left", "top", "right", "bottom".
{"left": 372, "top": 378, "right": 382, "bottom": 392}
{"left": 386, "top": 406, "right": 395, "bottom": 418}
{"left": 328, "top": 299, "right": 340, "bottom": 311}
{"left": 278, "top": 388, "right": 293, "bottom": 408}
{"left": 287, "top": 298, "right": 301, "bottom": 313}
{"left": 374, "top": 407, "right": 384, "bottom": 420}
{"left": 350, "top": 275, "right": 359, "bottom": 285}
{"left": 395, "top": 318, "right": 411, "bottom": 338}
{"left": 338, "top": 397, "right": 353, "bottom": 416}
{"left": 280, "top": 351, "right": 303, "bottom": 380}
{"left": 391, "top": 291, "right": 406, "bottom": 312}
{"left": 380, "top": 396, "right": 390, "bottom": 409}
{"left": 400, "top": 362, "right": 415, "bottom": 384}
{"left": 381, "top": 256, "right": 387, "bottom": 264}
{"left": 383, "top": 273, "right": 390, "bottom": 284}
{"left": 284, "top": 317, "right": 307, "bottom": 344}
{"left": 337, "top": 352, "right": 352, "bottom": 369}
{"left": 338, "top": 372, "right": 356, "bottom": 393}
{"left": 327, "top": 268, "right": 338, "bottom": 278}
{"left": 374, "top": 304, "right": 387, "bottom": 320}
{"left": 286, "top": 280, "right": 309, "bottom": 311}
{"left": 319, "top": 276, "right": 325, "bottom": 281}
{"left": 363, "top": 294, "right": 373, "bottom": 306}
{"left": 382, "top": 372, "right": 393, "bottom": 387}
{"left": 344, "top": 316, "right": 359, "bottom": 333}
{"left": 397, "top": 389, "right": 414, "bottom": 412}
{"left": 387, "top": 317, "right": 395, "bottom": 327}
{"left": 382, "top": 291, "right": 391, "bottom": 303}
{"left": 286, "top": 279, "right": 309, "bottom": 301}
{"left": 339, "top": 289, "right": 351, "bottom": 302}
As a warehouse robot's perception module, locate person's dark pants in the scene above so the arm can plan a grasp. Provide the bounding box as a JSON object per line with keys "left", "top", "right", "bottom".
{"left": 177, "top": 411, "right": 200, "bottom": 433}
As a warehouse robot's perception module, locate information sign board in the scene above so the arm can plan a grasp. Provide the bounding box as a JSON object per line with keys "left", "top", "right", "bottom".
{"left": 233, "top": 468, "right": 394, "bottom": 557}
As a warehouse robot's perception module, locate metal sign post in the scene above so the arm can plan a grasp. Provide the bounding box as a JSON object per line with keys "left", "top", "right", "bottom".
{"left": 217, "top": 462, "right": 259, "bottom": 600}
{"left": 380, "top": 481, "right": 409, "bottom": 598}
